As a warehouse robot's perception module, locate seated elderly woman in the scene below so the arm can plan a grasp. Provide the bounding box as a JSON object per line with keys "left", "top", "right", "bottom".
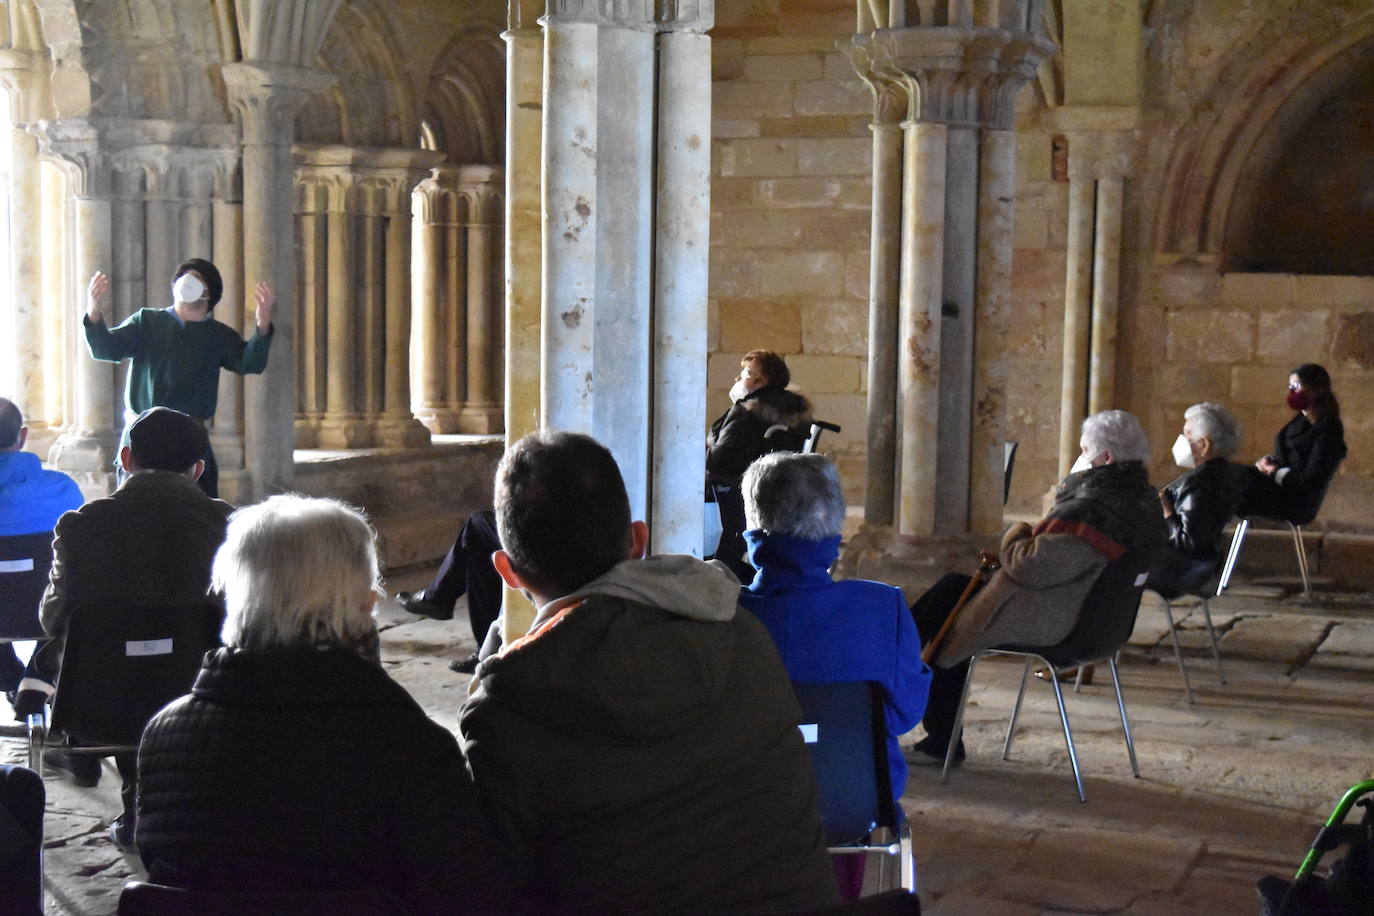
{"left": 135, "top": 495, "right": 514, "bottom": 912}
{"left": 908, "top": 410, "right": 1166, "bottom": 764}
{"left": 1147, "top": 402, "right": 1250, "bottom": 596}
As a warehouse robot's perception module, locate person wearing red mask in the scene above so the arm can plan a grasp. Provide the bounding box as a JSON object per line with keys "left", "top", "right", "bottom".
{"left": 1238, "top": 362, "right": 1347, "bottom": 525}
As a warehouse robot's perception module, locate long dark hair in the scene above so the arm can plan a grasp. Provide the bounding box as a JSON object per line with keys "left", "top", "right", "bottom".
{"left": 1292, "top": 362, "right": 1340, "bottom": 422}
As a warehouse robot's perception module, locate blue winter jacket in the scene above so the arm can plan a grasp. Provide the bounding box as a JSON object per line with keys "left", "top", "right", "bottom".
{"left": 0, "top": 451, "right": 83, "bottom": 536}
{"left": 739, "top": 530, "right": 931, "bottom": 801}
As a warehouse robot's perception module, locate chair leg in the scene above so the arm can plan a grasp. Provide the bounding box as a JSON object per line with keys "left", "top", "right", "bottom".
{"left": 25, "top": 710, "right": 44, "bottom": 774}
{"left": 1290, "top": 524, "right": 1312, "bottom": 599}
{"left": 1001, "top": 657, "right": 1033, "bottom": 761}
{"left": 1200, "top": 598, "right": 1227, "bottom": 684}
{"left": 941, "top": 655, "right": 979, "bottom": 785}
{"left": 1045, "top": 667, "right": 1087, "bottom": 803}
{"left": 1163, "top": 598, "right": 1195, "bottom": 704}
{"left": 1108, "top": 654, "right": 1140, "bottom": 779}
{"left": 1217, "top": 519, "right": 1249, "bottom": 595}
{"left": 899, "top": 822, "right": 916, "bottom": 892}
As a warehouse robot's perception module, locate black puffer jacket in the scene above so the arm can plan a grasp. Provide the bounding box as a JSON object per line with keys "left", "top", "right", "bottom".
{"left": 1148, "top": 458, "right": 1250, "bottom": 597}
{"left": 137, "top": 646, "right": 515, "bottom": 914}
{"left": 459, "top": 556, "right": 838, "bottom": 915}
{"left": 706, "top": 386, "right": 812, "bottom": 485}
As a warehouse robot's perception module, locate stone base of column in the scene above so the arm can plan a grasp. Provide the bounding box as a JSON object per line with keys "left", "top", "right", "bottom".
{"left": 415, "top": 407, "right": 461, "bottom": 435}
{"left": 457, "top": 404, "right": 503, "bottom": 435}
{"left": 316, "top": 415, "right": 374, "bottom": 449}
{"left": 48, "top": 431, "right": 120, "bottom": 500}
{"left": 373, "top": 415, "right": 432, "bottom": 448}
{"left": 294, "top": 419, "right": 320, "bottom": 449}
{"left": 24, "top": 427, "right": 61, "bottom": 465}
{"left": 839, "top": 524, "right": 990, "bottom": 600}
{"left": 217, "top": 470, "right": 252, "bottom": 506}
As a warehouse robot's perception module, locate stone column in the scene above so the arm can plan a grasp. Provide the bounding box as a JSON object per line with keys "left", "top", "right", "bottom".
{"left": 1058, "top": 174, "right": 1094, "bottom": 475}
{"left": 317, "top": 175, "right": 371, "bottom": 448}
{"left": 412, "top": 176, "right": 453, "bottom": 432}
{"left": 224, "top": 61, "right": 336, "bottom": 498}
{"left": 375, "top": 170, "right": 433, "bottom": 448}
{"left": 211, "top": 186, "right": 250, "bottom": 502}
{"left": 503, "top": 14, "right": 543, "bottom": 443}
{"left": 651, "top": 23, "right": 712, "bottom": 554}
{"left": 458, "top": 167, "right": 503, "bottom": 434}
{"left": 295, "top": 176, "right": 326, "bottom": 446}
{"left": 359, "top": 183, "right": 387, "bottom": 422}
{"left": 444, "top": 189, "right": 467, "bottom": 418}
{"left": 0, "top": 61, "right": 45, "bottom": 430}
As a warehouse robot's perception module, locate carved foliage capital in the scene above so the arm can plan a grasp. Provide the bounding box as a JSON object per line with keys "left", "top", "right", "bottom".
{"left": 544, "top": 0, "right": 713, "bottom": 32}
{"left": 222, "top": 62, "right": 335, "bottom": 146}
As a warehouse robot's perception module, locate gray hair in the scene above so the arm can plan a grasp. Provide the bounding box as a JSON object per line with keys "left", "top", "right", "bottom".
{"left": 1184, "top": 402, "right": 1242, "bottom": 458}
{"left": 742, "top": 452, "right": 846, "bottom": 539}
{"left": 213, "top": 494, "right": 383, "bottom": 653}
{"left": 1080, "top": 409, "right": 1150, "bottom": 464}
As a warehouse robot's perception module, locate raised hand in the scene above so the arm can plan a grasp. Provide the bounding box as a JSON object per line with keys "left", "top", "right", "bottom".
{"left": 253, "top": 282, "right": 276, "bottom": 331}
{"left": 86, "top": 271, "right": 110, "bottom": 323}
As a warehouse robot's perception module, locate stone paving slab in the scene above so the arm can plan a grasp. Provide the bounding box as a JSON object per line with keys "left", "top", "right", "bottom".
{"left": 1012, "top": 827, "right": 1203, "bottom": 893}
{"left": 1218, "top": 615, "right": 1331, "bottom": 666}
{"left": 1309, "top": 620, "right": 1374, "bottom": 671}
{"left": 924, "top": 892, "right": 1039, "bottom": 915}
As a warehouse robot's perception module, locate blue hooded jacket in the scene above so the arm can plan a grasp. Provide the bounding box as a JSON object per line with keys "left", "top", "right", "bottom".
{"left": 739, "top": 530, "right": 931, "bottom": 801}
{"left": 0, "top": 451, "right": 83, "bottom": 536}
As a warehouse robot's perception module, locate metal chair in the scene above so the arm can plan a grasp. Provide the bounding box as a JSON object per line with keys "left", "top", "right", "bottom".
{"left": 118, "top": 881, "right": 409, "bottom": 915}
{"left": 1150, "top": 584, "right": 1227, "bottom": 705}
{"left": 941, "top": 548, "right": 1153, "bottom": 802}
{"left": 803, "top": 420, "right": 842, "bottom": 454}
{"left": 1216, "top": 518, "right": 1311, "bottom": 599}
{"left": 793, "top": 681, "right": 915, "bottom": 893}
{"left": 28, "top": 599, "right": 223, "bottom": 777}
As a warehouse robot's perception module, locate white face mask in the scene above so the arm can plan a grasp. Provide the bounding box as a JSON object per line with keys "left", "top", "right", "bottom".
{"left": 172, "top": 273, "right": 206, "bottom": 306}
{"left": 729, "top": 379, "right": 750, "bottom": 403}
{"left": 1171, "top": 433, "right": 1197, "bottom": 469}
{"left": 1069, "top": 451, "right": 1095, "bottom": 474}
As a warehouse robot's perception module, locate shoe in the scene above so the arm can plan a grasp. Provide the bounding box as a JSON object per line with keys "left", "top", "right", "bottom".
{"left": 905, "top": 735, "right": 965, "bottom": 767}
{"left": 397, "top": 591, "right": 454, "bottom": 621}
{"left": 107, "top": 815, "right": 136, "bottom": 853}
{"left": 43, "top": 748, "right": 101, "bottom": 787}
{"left": 449, "top": 654, "right": 480, "bottom": 675}
{"left": 1036, "top": 664, "right": 1094, "bottom": 686}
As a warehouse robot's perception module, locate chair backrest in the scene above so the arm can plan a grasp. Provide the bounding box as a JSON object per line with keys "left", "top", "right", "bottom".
{"left": 803, "top": 421, "right": 842, "bottom": 455}
{"left": 118, "top": 881, "right": 409, "bottom": 916}
{"left": 791, "top": 681, "right": 895, "bottom": 846}
{"left": 0, "top": 764, "right": 43, "bottom": 916}
{"left": 51, "top": 599, "right": 224, "bottom": 746}
{"left": 1033, "top": 544, "right": 1155, "bottom": 668}
{"left": 1003, "top": 441, "right": 1019, "bottom": 506}
{"left": 0, "top": 532, "right": 56, "bottom": 640}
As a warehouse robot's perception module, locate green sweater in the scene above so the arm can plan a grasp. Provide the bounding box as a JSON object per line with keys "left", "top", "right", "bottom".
{"left": 84, "top": 308, "right": 273, "bottom": 419}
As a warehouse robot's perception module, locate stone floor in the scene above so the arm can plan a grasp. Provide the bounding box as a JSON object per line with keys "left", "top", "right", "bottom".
{"left": 8, "top": 573, "right": 1373, "bottom": 915}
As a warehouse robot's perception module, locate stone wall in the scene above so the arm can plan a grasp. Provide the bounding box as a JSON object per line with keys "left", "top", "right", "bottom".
{"left": 709, "top": 0, "right": 872, "bottom": 500}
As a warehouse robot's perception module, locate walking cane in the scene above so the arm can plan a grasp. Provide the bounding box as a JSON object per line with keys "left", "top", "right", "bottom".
{"left": 921, "top": 550, "right": 1000, "bottom": 664}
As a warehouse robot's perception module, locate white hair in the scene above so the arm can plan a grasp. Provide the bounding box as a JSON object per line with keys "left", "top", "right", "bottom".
{"left": 1184, "top": 402, "right": 1242, "bottom": 459}
{"left": 213, "top": 494, "right": 383, "bottom": 653}
{"left": 1080, "top": 410, "right": 1150, "bottom": 463}
{"left": 743, "top": 452, "right": 846, "bottom": 539}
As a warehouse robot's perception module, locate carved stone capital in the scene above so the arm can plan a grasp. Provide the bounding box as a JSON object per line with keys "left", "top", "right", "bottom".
{"left": 1060, "top": 127, "right": 1137, "bottom": 182}
{"left": 295, "top": 145, "right": 444, "bottom": 215}
{"left": 543, "top": 0, "right": 713, "bottom": 32}
{"left": 223, "top": 61, "right": 335, "bottom": 146}
{"left": 0, "top": 49, "right": 49, "bottom": 122}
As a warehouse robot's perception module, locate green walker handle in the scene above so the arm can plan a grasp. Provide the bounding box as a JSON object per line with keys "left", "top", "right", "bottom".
{"left": 1294, "top": 779, "right": 1374, "bottom": 881}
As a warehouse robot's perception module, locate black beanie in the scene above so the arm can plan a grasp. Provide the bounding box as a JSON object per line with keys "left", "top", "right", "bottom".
{"left": 173, "top": 258, "right": 223, "bottom": 307}
{"left": 127, "top": 407, "right": 209, "bottom": 473}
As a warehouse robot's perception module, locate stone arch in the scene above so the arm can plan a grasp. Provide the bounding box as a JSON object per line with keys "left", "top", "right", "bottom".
{"left": 1154, "top": 6, "right": 1374, "bottom": 258}
{"left": 423, "top": 23, "right": 504, "bottom": 165}
{"left": 297, "top": 0, "right": 416, "bottom": 147}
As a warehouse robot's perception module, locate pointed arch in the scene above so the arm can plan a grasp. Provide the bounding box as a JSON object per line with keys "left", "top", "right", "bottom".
{"left": 423, "top": 23, "right": 504, "bottom": 166}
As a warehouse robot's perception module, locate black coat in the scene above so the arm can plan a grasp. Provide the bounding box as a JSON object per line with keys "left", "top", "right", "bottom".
{"left": 137, "top": 646, "right": 515, "bottom": 914}
{"left": 1238, "top": 414, "right": 1347, "bottom": 525}
{"left": 706, "top": 386, "right": 812, "bottom": 486}
{"left": 1148, "top": 458, "right": 1249, "bottom": 596}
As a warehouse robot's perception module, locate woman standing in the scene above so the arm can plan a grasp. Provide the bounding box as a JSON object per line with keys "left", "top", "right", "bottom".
{"left": 1239, "top": 363, "right": 1347, "bottom": 526}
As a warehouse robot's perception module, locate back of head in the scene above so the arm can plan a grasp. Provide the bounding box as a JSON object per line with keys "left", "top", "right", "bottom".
{"left": 743, "top": 349, "right": 790, "bottom": 389}
{"left": 1184, "top": 402, "right": 1242, "bottom": 458}
{"left": 1081, "top": 409, "right": 1150, "bottom": 464}
{"left": 495, "top": 431, "right": 631, "bottom": 598}
{"left": 128, "top": 407, "right": 209, "bottom": 473}
{"left": 0, "top": 398, "right": 21, "bottom": 450}
{"left": 742, "top": 452, "right": 845, "bottom": 539}
{"left": 214, "top": 494, "right": 381, "bottom": 654}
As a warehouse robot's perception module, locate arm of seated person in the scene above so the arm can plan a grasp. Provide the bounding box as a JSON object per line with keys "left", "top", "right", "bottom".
{"left": 999, "top": 524, "right": 1112, "bottom": 591}
{"left": 885, "top": 588, "right": 932, "bottom": 734}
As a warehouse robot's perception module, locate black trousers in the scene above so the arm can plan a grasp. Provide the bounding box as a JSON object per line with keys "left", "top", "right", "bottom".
{"left": 1236, "top": 466, "right": 1319, "bottom": 526}
{"left": 418, "top": 510, "right": 502, "bottom": 645}
{"left": 909, "top": 572, "right": 976, "bottom": 748}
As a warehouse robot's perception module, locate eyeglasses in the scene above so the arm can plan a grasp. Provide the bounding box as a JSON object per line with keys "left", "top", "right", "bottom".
{"left": 1288, "top": 382, "right": 1303, "bottom": 391}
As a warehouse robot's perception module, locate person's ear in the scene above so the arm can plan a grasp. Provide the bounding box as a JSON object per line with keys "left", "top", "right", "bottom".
{"left": 491, "top": 550, "right": 531, "bottom": 591}
{"left": 119, "top": 445, "right": 134, "bottom": 473}
{"left": 630, "top": 520, "right": 649, "bottom": 559}
{"left": 1098, "top": 449, "right": 1115, "bottom": 467}
{"left": 1196, "top": 436, "right": 1213, "bottom": 459}
{"left": 188, "top": 459, "right": 206, "bottom": 481}
{"left": 16, "top": 426, "right": 27, "bottom": 450}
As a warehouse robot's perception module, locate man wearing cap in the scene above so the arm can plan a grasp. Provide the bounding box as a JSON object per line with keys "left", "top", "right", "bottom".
{"left": 83, "top": 260, "right": 276, "bottom": 497}
{"left": 18, "top": 407, "right": 232, "bottom": 846}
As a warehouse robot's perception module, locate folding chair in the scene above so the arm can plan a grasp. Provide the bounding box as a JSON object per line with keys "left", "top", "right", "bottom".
{"left": 1149, "top": 579, "right": 1227, "bottom": 705}
{"left": 28, "top": 599, "right": 223, "bottom": 777}
{"left": 941, "top": 549, "right": 1153, "bottom": 802}
{"left": 1216, "top": 518, "right": 1312, "bottom": 599}
{"left": 118, "top": 881, "right": 409, "bottom": 915}
{"left": 793, "top": 681, "right": 915, "bottom": 894}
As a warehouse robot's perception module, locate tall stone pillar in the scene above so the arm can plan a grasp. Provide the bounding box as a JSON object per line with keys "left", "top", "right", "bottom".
{"left": 317, "top": 175, "right": 371, "bottom": 449}
{"left": 375, "top": 169, "right": 433, "bottom": 448}
{"left": 1053, "top": 120, "right": 1136, "bottom": 476}
{"left": 223, "top": 60, "right": 336, "bottom": 498}
{"left": 412, "top": 176, "right": 455, "bottom": 433}
{"left": 844, "top": 9, "right": 1052, "bottom": 592}
{"left": 458, "top": 166, "right": 503, "bottom": 434}
{"left": 295, "top": 176, "right": 327, "bottom": 447}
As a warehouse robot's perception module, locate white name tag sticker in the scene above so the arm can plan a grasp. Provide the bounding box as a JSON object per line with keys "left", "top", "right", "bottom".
{"left": 1134, "top": 573, "right": 1148, "bottom": 586}
{"left": 0, "top": 559, "right": 34, "bottom": 573}
{"left": 799, "top": 723, "right": 818, "bottom": 744}
{"left": 126, "top": 638, "right": 173, "bottom": 657}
